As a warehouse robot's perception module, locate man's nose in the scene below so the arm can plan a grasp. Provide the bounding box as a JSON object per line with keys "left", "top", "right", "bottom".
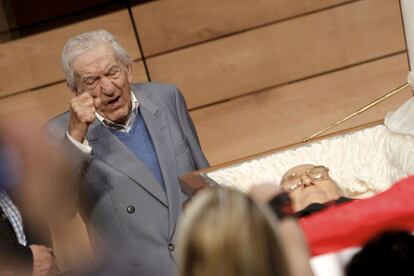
{"left": 99, "top": 77, "right": 115, "bottom": 94}
{"left": 301, "top": 175, "right": 313, "bottom": 187}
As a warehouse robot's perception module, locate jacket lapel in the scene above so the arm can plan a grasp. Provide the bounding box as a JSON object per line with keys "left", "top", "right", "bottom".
{"left": 136, "top": 91, "right": 179, "bottom": 239}
{"left": 87, "top": 121, "right": 168, "bottom": 207}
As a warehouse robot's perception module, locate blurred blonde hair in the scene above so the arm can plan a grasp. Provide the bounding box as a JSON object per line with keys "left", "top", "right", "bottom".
{"left": 178, "top": 188, "right": 289, "bottom": 276}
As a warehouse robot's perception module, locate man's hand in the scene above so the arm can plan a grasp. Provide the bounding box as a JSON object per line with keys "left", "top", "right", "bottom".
{"left": 29, "top": 245, "right": 60, "bottom": 276}
{"left": 68, "top": 92, "right": 101, "bottom": 143}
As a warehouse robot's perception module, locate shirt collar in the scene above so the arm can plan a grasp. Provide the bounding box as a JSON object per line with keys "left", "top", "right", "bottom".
{"left": 95, "top": 92, "right": 139, "bottom": 132}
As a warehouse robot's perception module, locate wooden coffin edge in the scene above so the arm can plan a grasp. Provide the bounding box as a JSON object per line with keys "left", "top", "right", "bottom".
{"left": 179, "top": 120, "right": 383, "bottom": 197}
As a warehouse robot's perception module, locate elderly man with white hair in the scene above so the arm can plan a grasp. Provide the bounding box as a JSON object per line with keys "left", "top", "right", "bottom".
{"left": 46, "top": 30, "right": 208, "bottom": 275}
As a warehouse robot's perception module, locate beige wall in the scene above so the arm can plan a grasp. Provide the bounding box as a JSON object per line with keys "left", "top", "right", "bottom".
{"left": 0, "top": 0, "right": 410, "bottom": 165}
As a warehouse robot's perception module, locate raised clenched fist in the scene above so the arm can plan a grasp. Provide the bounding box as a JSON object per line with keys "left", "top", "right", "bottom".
{"left": 68, "top": 92, "right": 101, "bottom": 143}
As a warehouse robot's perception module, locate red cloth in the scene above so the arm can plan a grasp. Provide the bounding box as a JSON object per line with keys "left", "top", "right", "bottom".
{"left": 300, "top": 175, "right": 414, "bottom": 256}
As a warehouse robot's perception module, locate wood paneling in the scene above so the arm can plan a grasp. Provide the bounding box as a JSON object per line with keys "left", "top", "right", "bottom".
{"left": 147, "top": 0, "right": 405, "bottom": 109}
{"left": 134, "top": 0, "right": 352, "bottom": 56}
{"left": 0, "top": 61, "right": 147, "bottom": 128}
{"left": 131, "top": 61, "right": 149, "bottom": 83}
{"left": 0, "top": 0, "right": 11, "bottom": 34}
{"left": 0, "top": 0, "right": 409, "bottom": 165}
{"left": 0, "top": 83, "right": 71, "bottom": 127}
{"left": 0, "top": 9, "right": 141, "bottom": 97}
{"left": 192, "top": 54, "right": 411, "bottom": 165}
{"left": 7, "top": 0, "right": 117, "bottom": 28}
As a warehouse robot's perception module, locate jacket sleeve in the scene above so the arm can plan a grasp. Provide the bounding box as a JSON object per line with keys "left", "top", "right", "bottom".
{"left": 300, "top": 175, "right": 414, "bottom": 256}
{"left": 173, "top": 86, "right": 209, "bottom": 170}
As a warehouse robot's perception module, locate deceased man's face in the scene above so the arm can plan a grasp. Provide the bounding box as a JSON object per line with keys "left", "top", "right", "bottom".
{"left": 72, "top": 44, "right": 132, "bottom": 124}
{"left": 280, "top": 164, "right": 341, "bottom": 212}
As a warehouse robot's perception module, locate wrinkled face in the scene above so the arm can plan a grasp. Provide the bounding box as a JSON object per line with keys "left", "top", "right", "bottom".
{"left": 72, "top": 44, "right": 132, "bottom": 124}
{"left": 280, "top": 164, "right": 341, "bottom": 212}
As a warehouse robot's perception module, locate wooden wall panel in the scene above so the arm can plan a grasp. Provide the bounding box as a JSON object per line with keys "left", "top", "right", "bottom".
{"left": 146, "top": 0, "right": 405, "bottom": 110}
{"left": 192, "top": 54, "right": 411, "bottom": 165}
{"left": 0, "top": 83, "right": 72, "bottom": 128}
{"left": 130, "top": 61, "right": 148, "bottom": 83}
{"left": 0, "top": 0, "right": 10, "bottom": 34}
{"left": 0, "top": 61, "right": 147, "bottom": 129}
{"left": 134, "top": 0, "right": 352, "bottom": 56}
{"left": 0, "top": 9, "right": 141, "bottom": 97}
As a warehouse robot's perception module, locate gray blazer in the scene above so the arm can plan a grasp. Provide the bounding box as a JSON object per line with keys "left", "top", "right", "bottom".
{"left": 46, "top": 83, "right": 209, "bottom": 276}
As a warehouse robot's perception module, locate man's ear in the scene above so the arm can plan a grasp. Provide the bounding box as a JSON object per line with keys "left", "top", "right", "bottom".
{"left": 67, "top": 82, "right": 79, "bottom": 95}
{"left": 126, "top": 64, "right": 132, "bottom": 83}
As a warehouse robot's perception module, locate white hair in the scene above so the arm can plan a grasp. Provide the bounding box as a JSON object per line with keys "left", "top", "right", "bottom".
{"left": 61, "top": 29, "right": 132, "bottom": 92}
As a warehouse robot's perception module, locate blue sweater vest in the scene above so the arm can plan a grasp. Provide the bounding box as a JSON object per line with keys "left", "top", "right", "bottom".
{"left": 111, "top": 110, "right": 165, "bottom": 190}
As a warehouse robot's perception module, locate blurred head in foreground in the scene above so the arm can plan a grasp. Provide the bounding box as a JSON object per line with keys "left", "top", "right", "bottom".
{"left": 0, "top": 119, "right": 78, "bottom": 275}
{"left": 178, "top": 188, "right": 312, "bottom": 276}
{"left": 346, "top": 230, "right": 414, "bottom": 276}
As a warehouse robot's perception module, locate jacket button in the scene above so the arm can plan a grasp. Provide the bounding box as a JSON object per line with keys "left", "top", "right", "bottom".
{"left": 168, "top": 243, "right": 175, "bottom": 251}
{"left": 127, "top": 205, "right": 135, "bottom": 214}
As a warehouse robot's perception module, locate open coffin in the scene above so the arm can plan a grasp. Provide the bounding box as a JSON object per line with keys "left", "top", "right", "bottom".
{"left": 179, "top": 0, "right": 414, "bottom": 200}
{"left": 180, "top": 98, "right": 414, "bottom": 199}
{"left": 179, "top": 2, "right": 414, "bottom": 274}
